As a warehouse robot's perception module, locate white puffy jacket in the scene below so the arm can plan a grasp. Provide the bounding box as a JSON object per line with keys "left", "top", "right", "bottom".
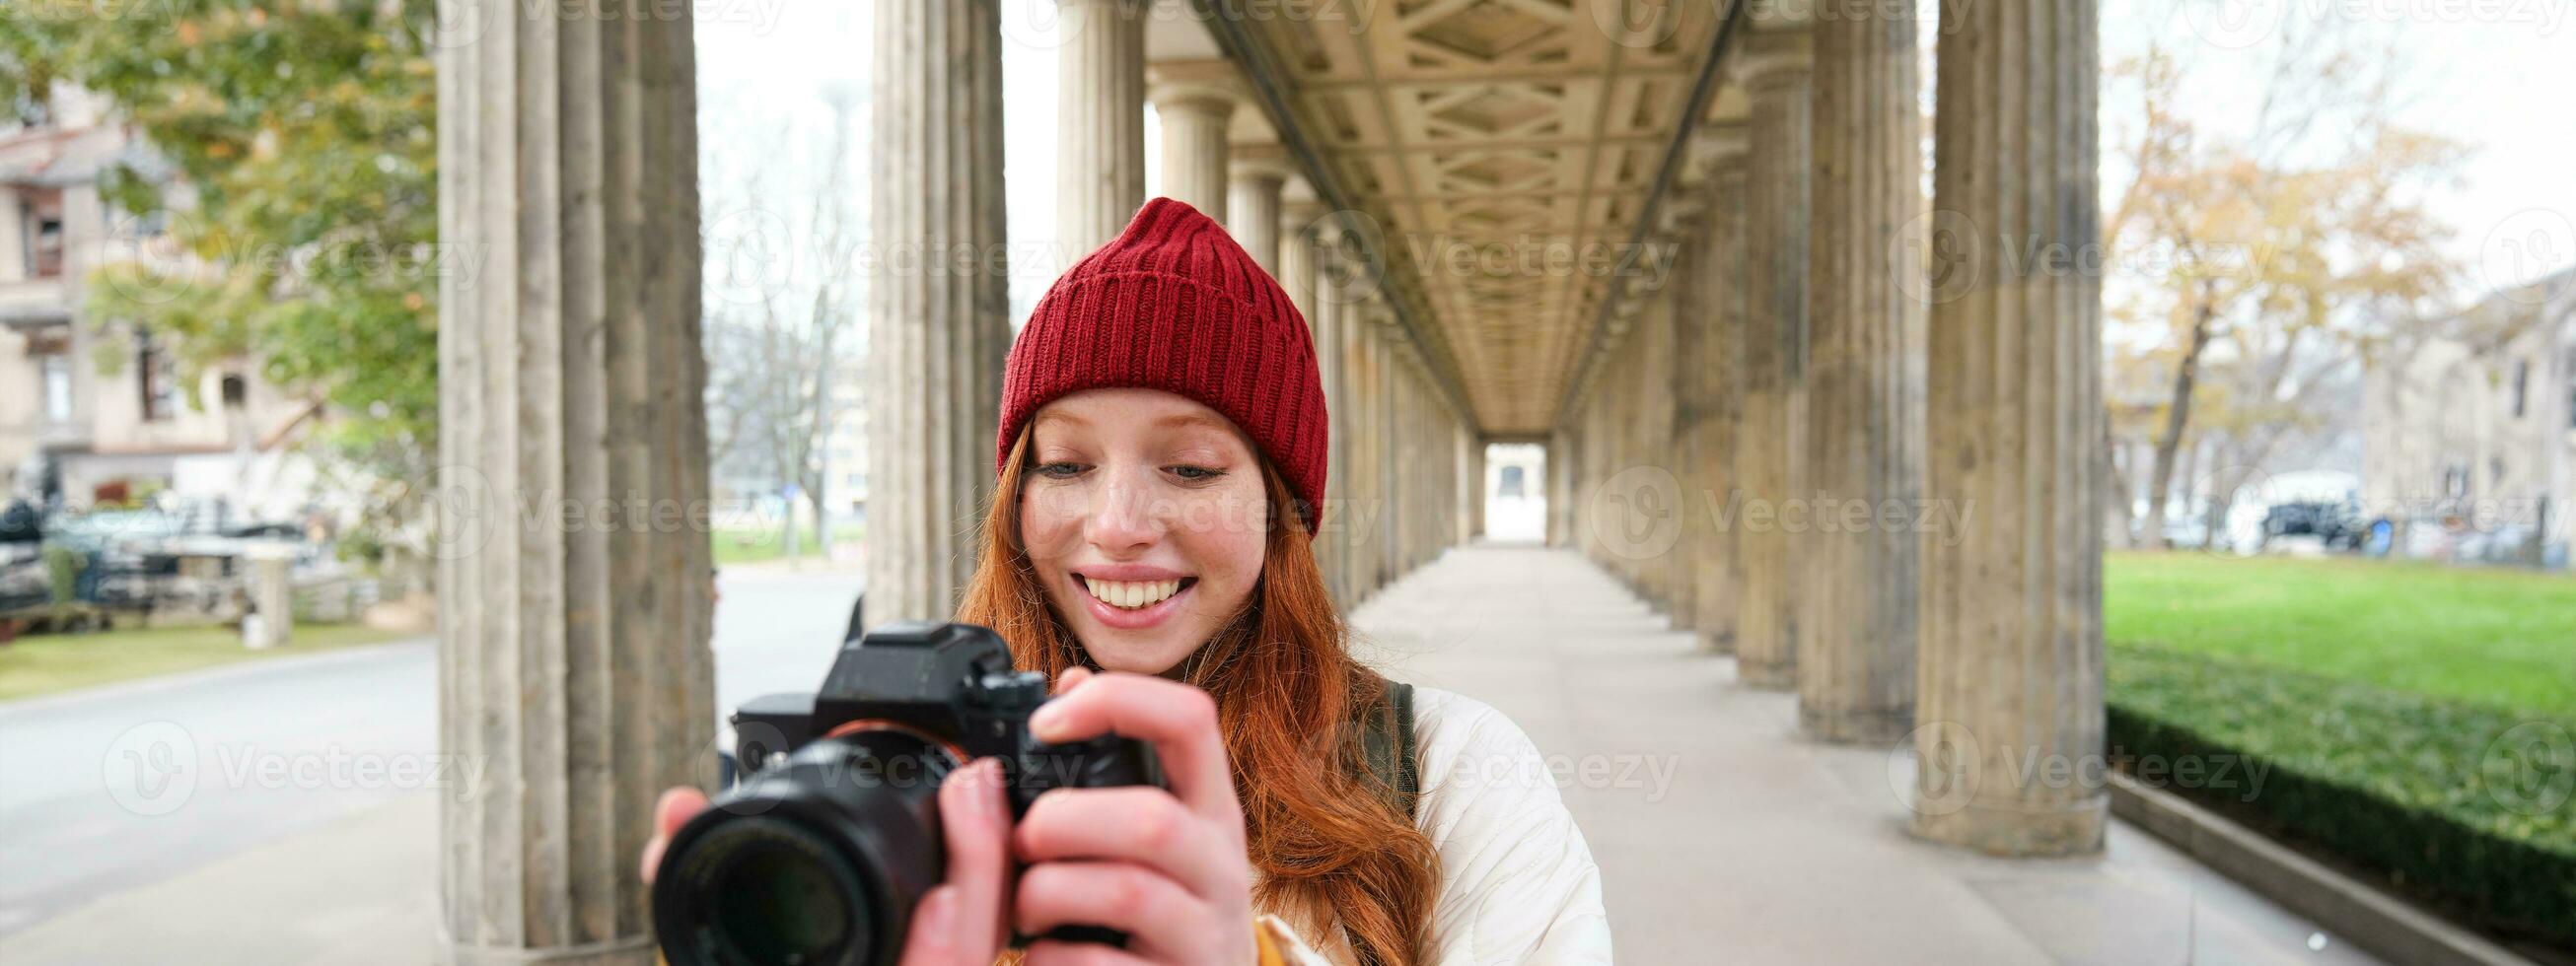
{"left": 1255, "top": 686, "right": 1614, "bottom": 965}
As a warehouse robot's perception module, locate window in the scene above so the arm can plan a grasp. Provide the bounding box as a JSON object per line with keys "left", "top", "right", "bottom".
{"left": 39, "top": 354, "right": 72, "bottom": 423}
{"left": 21, "top": 190, "right": 63, "bottom": 278}
{"left": 136, "top": 333, "right": 179, "bottom": 422}
{"left": 2511, "top": 360, "right": 2530, "bottom": 418}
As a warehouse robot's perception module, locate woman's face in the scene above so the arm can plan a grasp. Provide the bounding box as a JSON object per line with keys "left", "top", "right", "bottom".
{"left": 1019, "top": 388, "right": 1271, "bottom": 675}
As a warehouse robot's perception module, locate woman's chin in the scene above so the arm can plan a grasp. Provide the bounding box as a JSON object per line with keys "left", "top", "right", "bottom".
{"left": 1081, "top": 632, "right": 1197, "bottom": 676}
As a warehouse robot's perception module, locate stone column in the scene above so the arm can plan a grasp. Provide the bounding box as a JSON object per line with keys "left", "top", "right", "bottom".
{"left": 1688, "top": 125, "right": 1750, "bottom": 655}
{"left": 1798, "top": 3, "right": 1923, "bottom": 744}
{"left": 1732, "top": 29, "right": 1812, "bottom": 690}
{"left": 1147, "top": 68, "right": 1237, "bottom": 221}
{"left": 1461, "top": 428, "right": 1485, "bottom": 540}
{"left": 866, "top": 0, "right": 1012, "bottom": 624}
{"left": 1226, "top": 157, "right": 1291, "bottom": 272}
{"left": 1546, "top": 427, "right": 1574, "bottom": 546}
{"left": 1279, "top": 192, "right": 1321, "bottom": 321}
{"left": 1914, "top": 0, "right": 2108, "bottom": 857}
{"left": 1054, "top": 0, "right": 1146, "bottom": 253}
{"left": 434, "top": 1, "right": 714, "bottom": 959}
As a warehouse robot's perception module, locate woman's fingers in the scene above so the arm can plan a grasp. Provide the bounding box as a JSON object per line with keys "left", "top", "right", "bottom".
{"left": 902, "top": 757, "right": 1013, "bottom": 965}
{"left": 638, "top": 786, "right": 708, "bottom": 884}
{"left": 1054, "top": 665, "right": 1094, "bottom": 694}
{"left": 1029, "top": 672, "right": 1238, "bottom": 824}
{"left": 1014, "top": 787, "right": 1238, "bottom": 900}
{"left": 1020, "top": 938, "right": 1157, "bottom": 966}
{"left": 1013, "top": 860, "right": 1201, "bottom": 959}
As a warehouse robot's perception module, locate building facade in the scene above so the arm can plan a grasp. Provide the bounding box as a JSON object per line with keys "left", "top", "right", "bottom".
{"left": 2364, "top": 270, "right": 2576, "bottom": 567}
{"left": 0, "top": 89, "right": 309, "bottom": 513}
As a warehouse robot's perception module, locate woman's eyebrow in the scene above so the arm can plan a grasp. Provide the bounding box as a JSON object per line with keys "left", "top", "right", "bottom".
{"left": 1033, "top": 410, "right": 1091, "bottom": 430}
{"left": 1154, "top": 412, "right": 1234, "bottom": 434}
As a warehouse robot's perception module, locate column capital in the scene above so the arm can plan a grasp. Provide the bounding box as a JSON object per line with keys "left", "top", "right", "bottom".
{"left": 1690, "top": 121, "right": 1751, "bottom": 168}
{"left": 1229, "top": 154, "right": 1297, "bottom": 187}
{"left": 1148, "top": 59, "right": 1245, "bottom": 116}
{"left": 1732, "top": 29, "right": 1812, "bottom": 90}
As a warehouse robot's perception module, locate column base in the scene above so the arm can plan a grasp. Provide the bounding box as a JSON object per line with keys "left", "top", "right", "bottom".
{"left": 441, "top": 933, "right": 655, "bottom": 966}
{"left": 1911, "top": 794, "right": 2109, "bottom": 859}
{"left": 1697, "top": 628, "right": 1736, "bottom": 656}
{"left": 1798, "top": 704, "right": 1912, "bottom": 745}
{"left": 1736, "top": 658, "right": 1796, "bottom": 690}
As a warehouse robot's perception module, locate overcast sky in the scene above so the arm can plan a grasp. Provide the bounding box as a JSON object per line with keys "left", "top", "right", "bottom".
{"left": 694, "top": 0, "right": 2576, "bottom": 329}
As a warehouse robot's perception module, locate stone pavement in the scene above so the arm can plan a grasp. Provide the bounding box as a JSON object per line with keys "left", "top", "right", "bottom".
{"left": 1, "top": 542, "right": 2388, "bottom": 964}
{"left": 1350, "top": 543, "right": 2381, "bottom": 965}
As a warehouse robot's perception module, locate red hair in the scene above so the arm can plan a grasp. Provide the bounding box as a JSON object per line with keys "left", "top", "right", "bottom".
{"left": 959, "top": 428, "right": 1439, "bottom": 965}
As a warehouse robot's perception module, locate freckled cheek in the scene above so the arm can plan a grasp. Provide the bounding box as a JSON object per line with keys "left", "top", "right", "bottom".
{"left": 1018, "top": 486, "right": 1089, "bottom": 562}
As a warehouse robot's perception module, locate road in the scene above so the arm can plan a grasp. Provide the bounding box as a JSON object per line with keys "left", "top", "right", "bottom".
{"left": 0, "top": 564, "right": 862, "bottom": 936}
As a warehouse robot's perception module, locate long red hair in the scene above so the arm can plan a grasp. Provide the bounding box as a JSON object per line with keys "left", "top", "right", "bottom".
{"left": 957, "top": 428, "right": 1440, "bottom": 966}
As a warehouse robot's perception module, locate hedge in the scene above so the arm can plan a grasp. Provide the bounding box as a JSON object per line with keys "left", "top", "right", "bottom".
{"left": 2106, "top": 645, "right": 2576, "bottom": 949}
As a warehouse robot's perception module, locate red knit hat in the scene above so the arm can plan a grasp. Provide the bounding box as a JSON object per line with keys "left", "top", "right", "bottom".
{"left": 1000, "top": 197, "right": 1328, "bottom": 531}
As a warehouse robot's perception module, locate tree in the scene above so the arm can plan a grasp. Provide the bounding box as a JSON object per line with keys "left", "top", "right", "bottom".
{"left": 0, "top": 0, "right": 439, "bottom": 562}
{"left": 2103, "top": 19, "right": 2462, "bottom": 549}
{"left": 699, "top": 82, "right": 865, "bottom": 559}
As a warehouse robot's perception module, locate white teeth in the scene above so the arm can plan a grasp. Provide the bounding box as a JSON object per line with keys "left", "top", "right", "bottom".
{"left": 1083, "top": 577, "right": 1181, "bottom": 610}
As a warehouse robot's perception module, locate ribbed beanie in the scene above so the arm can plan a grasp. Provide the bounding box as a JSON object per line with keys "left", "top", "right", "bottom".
{"left": 999, "top": 197, "right": 1329, "bottom": 531}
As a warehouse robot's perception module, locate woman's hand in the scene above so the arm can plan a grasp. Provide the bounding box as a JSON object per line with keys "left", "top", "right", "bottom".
{"left": 1013, "top": 667, "right": 1258, "bottom": 966}
{"left": 638, "top": 757, "right": 1018, "bottom": 965}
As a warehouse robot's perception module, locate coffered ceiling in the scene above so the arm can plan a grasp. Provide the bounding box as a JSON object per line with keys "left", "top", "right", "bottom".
{"left": 1153, "top": 0, "right": 1729, "bottom": 435}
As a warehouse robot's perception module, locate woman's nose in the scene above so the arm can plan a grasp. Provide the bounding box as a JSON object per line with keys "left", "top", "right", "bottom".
{"left": 1084, "top": 468, "right": 1163, "bottom": 550}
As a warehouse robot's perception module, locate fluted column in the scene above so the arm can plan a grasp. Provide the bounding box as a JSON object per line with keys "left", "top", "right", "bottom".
{"left": 434, "top": 2, "right": 713, "bottom": 960}
{"left": 1687, "top": 126, "right": 1750, "bottom": 655}
{"left": 1310, "top": 227, "right": 1352, "bottom": 607}
{"left": 1732, "top": 29, "right": 1812, "bottom": 690}
{"left": 1461, "top": 428, "right": 1485, "bottom": 540}
{"left": 867, "top": 0, "right": 1011, "bottom": 624}
{"left": 1054, "top": 0, "right": 1146, "bottom": 252}
{"left": 1914, "top": 0, "right": 2107, "bottom": 858}
{"left": 1546, "top": 427, "right": 1574, "bottom": 546}
{"left": 1148, "top": 69, "right": 1237, "bottom": 220}
{"left": 1798, "top": 3, "right": 1924, "bottom": 744}
{"left": 1226, "top": 157, "right": 1291, "bottom": 272}
{"left": 1279, "top": 193, "right": 1321, "bottom": 320}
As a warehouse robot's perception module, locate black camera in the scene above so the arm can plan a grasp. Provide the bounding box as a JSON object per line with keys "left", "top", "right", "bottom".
{"left": 651, "top": 620, "right": 1165, "bottom": 966}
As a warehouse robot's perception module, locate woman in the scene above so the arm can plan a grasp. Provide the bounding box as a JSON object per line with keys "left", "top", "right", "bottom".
{"left": 645, "top": 199, "right": 1610, "bottom": 965}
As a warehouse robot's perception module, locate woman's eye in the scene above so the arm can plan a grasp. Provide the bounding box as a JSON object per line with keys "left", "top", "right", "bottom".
{"left": 1168, "top": 464, "right": 1224, "bottom": 481}
{"left": 1035, "top": 462, "right": 1087, "bottom": 479}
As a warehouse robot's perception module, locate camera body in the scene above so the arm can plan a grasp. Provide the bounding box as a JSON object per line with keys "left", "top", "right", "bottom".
{"left": 652, "top": 621, "right": 1164, "bottom": 966}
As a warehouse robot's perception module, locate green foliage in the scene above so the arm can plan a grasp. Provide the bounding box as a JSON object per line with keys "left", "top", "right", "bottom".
{"left": 2109, "top": 645, "right": 2576, "bottom": 948}
{"left": 2106, "top": 551, "right": 2576, "bottom": 713}
{"left": 0, "top": 0, "right": 439, "bottom": 477}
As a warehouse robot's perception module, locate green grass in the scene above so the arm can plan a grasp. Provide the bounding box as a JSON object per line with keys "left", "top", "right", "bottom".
{"left": 711, "top": 524, "right": 864, "bottom": 566}
{"left": 2103, "top": 551, "right": 2576, "bottom": 947}
{"left": 2106, "top": 551, "right": 2576, "bottom": 714}
{"left": 0, "top": 621, "right": 416, "bottom": 702}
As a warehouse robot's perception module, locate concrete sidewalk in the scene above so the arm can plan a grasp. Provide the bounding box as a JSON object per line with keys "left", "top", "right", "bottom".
{"left": 4, "top": 542, "right": 2386, "bottom": 964}
{"left": 1352, "top": 542, "right": 2378, "bottom": 965}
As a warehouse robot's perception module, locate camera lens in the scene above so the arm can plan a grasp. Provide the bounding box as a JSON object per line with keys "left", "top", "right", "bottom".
{"left": 703, "top": 819, "right": 867, "bottom": 965}
{"left": 653, "top": 731, "right": 953, "bottom": 966}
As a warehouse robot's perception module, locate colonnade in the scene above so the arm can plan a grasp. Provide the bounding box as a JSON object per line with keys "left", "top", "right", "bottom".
{"left": 1553, "top": 1, "right": 2110, "bottom": 858}
{"left": 430, "top": 2, "right": 2108, "bottom": 960}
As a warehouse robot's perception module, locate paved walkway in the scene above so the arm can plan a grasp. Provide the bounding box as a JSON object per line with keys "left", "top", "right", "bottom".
{"left": 2, "top": 543, "right": 2387, "bottom": 964}
{"left": 1351, "top": 542, "right": 2380, "bottom": 965}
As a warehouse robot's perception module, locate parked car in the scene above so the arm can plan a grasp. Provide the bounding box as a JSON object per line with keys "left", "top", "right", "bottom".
{"left": 2261, "top": 501, "right": 2365, "bottom": 550}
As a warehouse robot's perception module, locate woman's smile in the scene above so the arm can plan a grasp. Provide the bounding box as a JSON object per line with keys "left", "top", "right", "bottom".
{"left": 1070, "top": 566, "right": 1201, "bottom": 629}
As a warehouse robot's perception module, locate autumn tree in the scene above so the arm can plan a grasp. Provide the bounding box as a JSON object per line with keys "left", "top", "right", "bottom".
{"left": 2103, "top": 18, "right": 2462, "bottom": 549}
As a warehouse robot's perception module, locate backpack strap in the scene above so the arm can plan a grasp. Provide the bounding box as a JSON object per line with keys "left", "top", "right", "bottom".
{"left": 1352, "top": 673, "right": 1420, "bottom": 822}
